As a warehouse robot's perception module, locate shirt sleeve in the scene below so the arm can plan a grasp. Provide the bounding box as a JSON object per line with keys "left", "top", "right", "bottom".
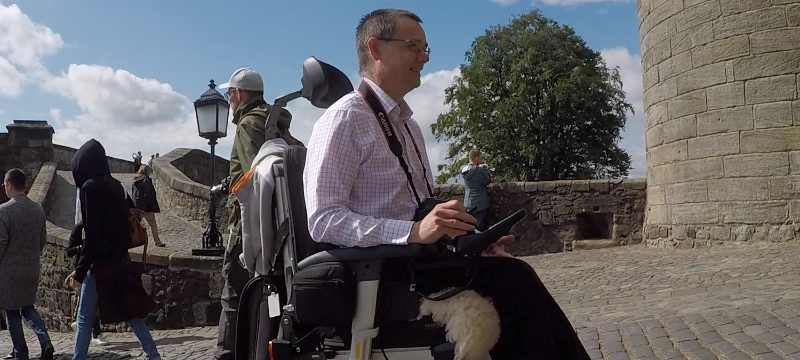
{"left": 303, "top": 107, "right": 414, "bottom": 248}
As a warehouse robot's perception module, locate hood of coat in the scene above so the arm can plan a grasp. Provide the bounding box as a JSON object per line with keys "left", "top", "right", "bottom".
{"left": 252, "top": 138, "right": 289, "bottom": 168}
{"left": 71, "top": 139, "right": 111, "bottom": 188}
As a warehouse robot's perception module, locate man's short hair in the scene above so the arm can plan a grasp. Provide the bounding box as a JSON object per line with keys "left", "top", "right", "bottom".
{"left": 356, "top": 8, "right": 423, "bottom": 75}
{"left": 469, "top": 149, "right": 481, "bottom": 162}
{"left": 5, "top": 168, "right": 25, "bottom": 190}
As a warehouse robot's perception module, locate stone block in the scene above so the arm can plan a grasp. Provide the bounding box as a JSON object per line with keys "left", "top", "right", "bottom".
{"left": 646, "top": 124, "right": 664, "bottom": 149}
{"left": 644, "top": 0, "right": 683, "bottom": 34}
{"left": 725, "top": 60, "right": 735, "bottom": 82}
{"left": 720, "top": 0, "right": 771, "bottom": 15}
{"left": 797, "top": 98, "right": 800, "bottom": 126}
{"left": 672, "top": 202, "right": 719, "bottom": 224}
{"left": 708, "top": 177, "right": 769, "bottom": 201}
{"left": 774, "top": 0, "right": 800, "bottom": 4}
{"left": 658, "top": 50, "right": 692, "bottom": 82}
{"left": 678, "top": 64, "right": 728, "bottom": 96}
{"left": 733, "top": 49, "right": 800, "bottom": 81}
{"left": 791, "top": 151, "right": 800, "bottom": 174}
{"left": 696, "top": 105, "right": 753, "bottom": 136}
{"left": 691, "top": 36, "right": 750, "bottom": 68}
{"left": 750, "top": 28, "right": 800, "bottom": 55}
{"left": 648, "top": 140, "right": 688, "bottom": 166}
{"left": 648, "top": 185, "right": 666, "bottom": 204}
{"left": 644, "top": 66, "right": 659, "bottom": 91}
{"left": 723, "top": 153, "right": 790, "bottom": 177}
{"left": 645, "top": 78, "right": 678, "bottom": 111}
{"left": 687, "top": 132, "right": 740, "bottom": 159}
{"left": 713, "top": 7, "right": 786, "bottom": 40}
{"left": 648, "top": 205, "right": 671, "bottom": 225}
{"left": 643, "top": 18, "right": 677, "bottom": 55}
{"left": 643, "top": 39, "right": 674, "bottom": 71}
{"left": 754, "top": 102, "right": 793, "bottom": 129}
{"left": 791, "top": 200, "right": 800, "bottom": 221}
{"left": 662, "top": 115, "right": 697, "bottom": 143}
{"left": 646, "top": 101, "right": 669, "bottom": 129}
{"left": 675, "top": 0, "right": 722, "bottom": 32}
{"left": 769, "top": 176, "right": 800, "bottom": 200}
{"left": 789, "top": 4, "right": 800, "bottom": 26}
{"left": 673, "top": 157, "right": 725, "bottom": 181}
{"left": 649, "top": 163, "right": 675, "bottom": 185}
{"left": 721, "top": 201, "right": 788, "bottom": 224}
{"left": 672, "top": 21, "right": 715, "bottom": 55}
{"left": 740, "top": 127, "right": 800, "bottom": 153}
{"left": 745, "top": 75, "right": 798, "bottom": 104}
{"left": 668, "top": 89, "right": 708, "bottom": 118}
{"left": 666, "top": 180, "right": 709, "bottom": 204}
{"left": 706, "top": 82, "right": 745, "bottom": 110}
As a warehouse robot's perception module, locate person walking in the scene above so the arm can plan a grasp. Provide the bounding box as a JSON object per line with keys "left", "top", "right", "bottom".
{"left": 0, "top": 168, "right": 55, "bottom": 360}
{"left": 68, "top": 139, "right": 161, "bottom": 360}
{"left": 132, "top": 165, "right": 164, "bottom": 247}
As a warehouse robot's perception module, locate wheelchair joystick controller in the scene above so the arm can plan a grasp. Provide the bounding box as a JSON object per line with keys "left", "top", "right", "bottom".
{"left": 442, "top": 209, "right": 527, "bottom": 256}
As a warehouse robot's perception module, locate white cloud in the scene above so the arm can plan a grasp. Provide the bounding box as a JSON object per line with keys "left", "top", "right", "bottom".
{"left": 0, "top": 56, "right": 25, "bottom": 97}
{"left": 600, "top": 46, "right": 644, "bottom": 178}
{"left": 538, "top": 0, "right": 633, "bottom": 6}
{"left": 0, "top": 3, "right": 63, "bottom": 97}
{"left": 490, "top": 0, "right": 522, "bottom": 5}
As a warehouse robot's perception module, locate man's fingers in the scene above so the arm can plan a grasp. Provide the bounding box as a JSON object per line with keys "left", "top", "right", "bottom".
{"left": 433, "top": 216, "right": 475, "bottom": 231}
{"left": 437, "top": 200, "right": 467, "bottom": 212}
{"left": 434, "top": 208, "right": 477, "bottom": 225}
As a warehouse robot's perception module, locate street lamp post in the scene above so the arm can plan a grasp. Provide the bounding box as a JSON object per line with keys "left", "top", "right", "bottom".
{"left": 192, "top": 79, "right": 230, "bottom": 256}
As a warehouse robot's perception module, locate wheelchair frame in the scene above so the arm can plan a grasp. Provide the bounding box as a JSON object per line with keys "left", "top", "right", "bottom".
{"left": 236, "top": 146, "right": 486, "bottom": 360}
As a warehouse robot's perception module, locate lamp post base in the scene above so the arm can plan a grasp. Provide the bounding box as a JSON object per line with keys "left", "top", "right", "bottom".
{"left": 191, "top": 247, "right": 225, "bottom": 257}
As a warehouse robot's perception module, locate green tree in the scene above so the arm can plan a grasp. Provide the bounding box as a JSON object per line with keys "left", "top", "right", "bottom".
{"left": 432, "top": 10, "right": 633, "bottom": 184}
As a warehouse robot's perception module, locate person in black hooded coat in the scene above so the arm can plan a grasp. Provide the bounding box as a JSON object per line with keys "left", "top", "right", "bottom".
{"left": 67, "top": 139, "right": 162, "bottom": 360}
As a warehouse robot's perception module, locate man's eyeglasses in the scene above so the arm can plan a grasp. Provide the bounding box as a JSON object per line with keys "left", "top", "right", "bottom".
{"left": 380, "top": 38, "right": 431, "bottom": 56}
{"left": 225, "top": 89, "right": 236, "bottom": 101}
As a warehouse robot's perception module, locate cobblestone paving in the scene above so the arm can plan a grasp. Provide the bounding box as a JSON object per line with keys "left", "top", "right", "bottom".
{"left": 48, "top": 171, "right": 205, "bottom": 250}
{"left": 6, "top": 241, "right": 800, "bottom": 358}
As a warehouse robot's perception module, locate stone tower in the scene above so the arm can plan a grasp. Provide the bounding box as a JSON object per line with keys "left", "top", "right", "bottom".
{"left": 638, "top": 0, "right": 800, "bottom": 247}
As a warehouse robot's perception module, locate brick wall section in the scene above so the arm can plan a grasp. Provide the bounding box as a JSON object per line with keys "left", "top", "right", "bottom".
{"left": 52, "top": 144, "right": 136, "bottom": 173}
{"left": 434, "top": 179, "right": 647, "bottom": 255}
{"left": 638, "top": 0, "right": 800, "bottom": 248}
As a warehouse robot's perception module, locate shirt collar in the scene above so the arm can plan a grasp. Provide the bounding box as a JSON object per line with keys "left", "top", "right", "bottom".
{"left": 362, "top": 77, "right": 414, "bottom": 122}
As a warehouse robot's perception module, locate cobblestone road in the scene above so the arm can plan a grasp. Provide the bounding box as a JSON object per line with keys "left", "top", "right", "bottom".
{"left": 48, "top": 171, "right": 205, "bottom": 250}
{"left": 7, "top": 239, "right": 800, "bottom": 358}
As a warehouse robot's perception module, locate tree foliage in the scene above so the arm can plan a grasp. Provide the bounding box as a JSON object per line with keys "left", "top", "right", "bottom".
{"left": 432, "top": 10, "right": 633, "bottom": 184}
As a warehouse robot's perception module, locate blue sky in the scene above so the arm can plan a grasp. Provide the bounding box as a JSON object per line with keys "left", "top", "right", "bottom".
{"left": 0, "top": 0, "right": 645, "bottom": 179}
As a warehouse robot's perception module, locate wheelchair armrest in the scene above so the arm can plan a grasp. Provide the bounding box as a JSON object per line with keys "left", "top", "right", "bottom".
{"left": 297, "top": 244, "right": 435, "bottom": 270}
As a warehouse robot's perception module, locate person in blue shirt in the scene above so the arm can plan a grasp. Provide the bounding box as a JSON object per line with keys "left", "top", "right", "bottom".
{"left": 460, "top": 149, "right": 492, "bottom": 232}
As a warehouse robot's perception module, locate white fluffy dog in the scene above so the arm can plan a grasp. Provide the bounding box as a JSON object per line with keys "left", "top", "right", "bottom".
{"left": 418, "top": 287, "right": 501, "bottom": 360}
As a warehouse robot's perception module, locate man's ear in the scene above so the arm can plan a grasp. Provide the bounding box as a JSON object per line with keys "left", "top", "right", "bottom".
{"left": 366, "top": 37, "right": 381, "bottom": 62}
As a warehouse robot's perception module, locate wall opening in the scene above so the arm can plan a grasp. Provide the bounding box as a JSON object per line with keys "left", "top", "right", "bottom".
{"left": 575, "top": 212, "right": 613, "bottom": 240}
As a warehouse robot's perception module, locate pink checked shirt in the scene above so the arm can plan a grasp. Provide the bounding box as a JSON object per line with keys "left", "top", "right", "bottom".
{"left": 303, "top": 78, "right": 435, "bottom": 247}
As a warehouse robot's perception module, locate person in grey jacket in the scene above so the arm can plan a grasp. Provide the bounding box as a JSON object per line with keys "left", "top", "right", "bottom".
{"left": 460, "top": 149, "right": 492, "bottom": 232}
{"left": 0, "top": 168, "right": 55, "bottom": 360}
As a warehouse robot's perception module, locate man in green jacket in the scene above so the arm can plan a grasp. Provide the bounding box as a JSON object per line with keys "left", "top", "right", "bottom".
{"left": 214, "top": 67, "right": 301, "bottom": 360}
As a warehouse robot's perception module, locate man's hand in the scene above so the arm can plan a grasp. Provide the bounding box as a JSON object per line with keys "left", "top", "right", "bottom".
{"left": 479, "top": 163, "right": 489, "bottom": 169}
{"left": 408, "top": 200, "right": 476, "bottom": 244}
{"left": 70, "top": 277, "right": 81, "bottom": 290}
{"left": 482, "top": 235, "right": 514, "bottom": 258}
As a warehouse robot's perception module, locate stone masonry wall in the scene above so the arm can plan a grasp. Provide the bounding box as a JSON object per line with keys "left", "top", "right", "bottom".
{"left": 434, "top": 179, "right": 647, "bottom": 255}
{"left": 639, "top": 0, "right": 800, "bottom": 248}
{"left": 52, "top": 144, "right": 136, "bottom": 173}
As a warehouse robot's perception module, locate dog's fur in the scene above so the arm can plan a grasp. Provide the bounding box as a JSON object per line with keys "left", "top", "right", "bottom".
{"left": 418, "top": 288, "right": 501, "bottom": 360}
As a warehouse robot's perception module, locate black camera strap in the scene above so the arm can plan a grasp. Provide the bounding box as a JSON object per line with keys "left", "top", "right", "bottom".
{"left": 357, "top": 80, "right": 432, "bottom": 205}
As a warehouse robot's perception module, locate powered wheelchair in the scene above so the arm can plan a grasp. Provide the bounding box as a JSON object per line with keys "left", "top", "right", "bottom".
{"left": 231, "top": 57, "right": 526, "bottom": 360}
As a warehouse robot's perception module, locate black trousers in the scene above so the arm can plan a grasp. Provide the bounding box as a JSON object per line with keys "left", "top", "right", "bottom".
{"left": 390, "top": 256, "right": 590, "bottom": 360}
{"left": 215, "top": 237, "right": 250, "bottom": 360}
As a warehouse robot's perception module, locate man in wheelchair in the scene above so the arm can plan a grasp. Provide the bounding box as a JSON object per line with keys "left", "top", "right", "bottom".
{"left": 233, "top": 8, "right": 590, "bottom": 360}
{"left": 297, "top": 8, "right": 590, "bottom": 360}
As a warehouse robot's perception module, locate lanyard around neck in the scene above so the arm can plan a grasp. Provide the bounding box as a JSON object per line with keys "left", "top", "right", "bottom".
{"left": 356, "top": 80, "right": 432, "bottom": 205}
